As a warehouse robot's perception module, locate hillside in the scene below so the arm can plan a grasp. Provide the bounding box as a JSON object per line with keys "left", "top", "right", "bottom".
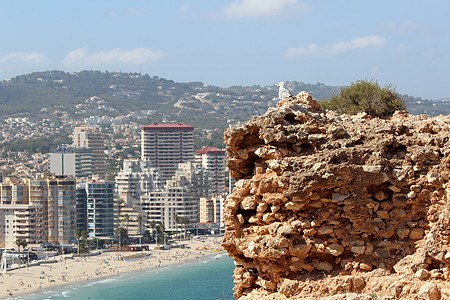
{"left": 1, "top": 71, "right": 448, "bottom": 130}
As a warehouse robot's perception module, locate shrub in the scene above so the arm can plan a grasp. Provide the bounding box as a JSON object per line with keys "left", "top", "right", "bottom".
{"left": 320, "top": 79, "right": 406, "bottom": 117}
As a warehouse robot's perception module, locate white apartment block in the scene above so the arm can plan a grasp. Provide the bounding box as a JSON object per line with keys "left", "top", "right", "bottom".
{"left": 115, "top": 159, "right": 161, "bottom": 207}
{"left": 140, "top": 162, "right": 199, "bottom": 232}
{"left": 49, "top": 146, "right": 93, "bottom": 178}
{"left": 0, "top": 204, "right": 43, "bottom": 248}
{"left": 195, "top": 146, "right": 226, "bottom": 198}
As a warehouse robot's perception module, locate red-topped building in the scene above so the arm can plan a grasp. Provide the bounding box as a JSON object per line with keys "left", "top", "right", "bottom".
{"left": 141, "top": 123, "right": 194, "bottom": 184}
{"left": 196, "top": 146, "right": 225, "bottom": 155}
{"left": 141, "top": 123, "right": 194, "bottom": 131}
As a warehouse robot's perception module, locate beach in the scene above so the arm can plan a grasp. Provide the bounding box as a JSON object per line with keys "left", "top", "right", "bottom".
{"left": 0, "top": 236, "right": 225, "bottom": 299}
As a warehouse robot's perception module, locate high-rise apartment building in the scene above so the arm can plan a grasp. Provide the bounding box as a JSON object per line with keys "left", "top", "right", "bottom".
{"left": 28, "top": 176, "right": 76, "bottom": 245}
{"left": 195, "top": 146, "right": 226, "bottom": 198}
{"left": 77, "top": 180, "right": 116, "bottom": 238}
{"left": 73, "top": 126, "right": 106, "bottom": 178}
{"left": 0, "top": 177, "right": 28, "bottom": 205}
{"left": 0, "top": 178, "right": 42, "bottom": 248}
{"left": 49, "top": 146, "right": 93, "bottom": 178}
{"left": 0, "top": 175, "right": 76, "bottom": 245}
{"left": 76, "top": 186, "right": 88, "bottom": 232}
{"left": 141, "top": 123, "right": 194, "bottom": 185}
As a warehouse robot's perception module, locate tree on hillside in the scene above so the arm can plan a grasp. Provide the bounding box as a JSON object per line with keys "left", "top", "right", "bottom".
{"left": 320, "top": 79, "right": 406, "bottom": 117}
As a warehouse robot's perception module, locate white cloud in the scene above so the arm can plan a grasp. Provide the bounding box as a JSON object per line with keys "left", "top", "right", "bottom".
{"left": 285, "top": 35, "right": 386, "bottom": 58}
{"left": 221, "top": 0, "right": 309, "bottom": 18}
{"left": 0, "top": 51, "right": 47, "bottom": 64}
{"left": 63, "top": 47, "right": 166, "bottom": 68}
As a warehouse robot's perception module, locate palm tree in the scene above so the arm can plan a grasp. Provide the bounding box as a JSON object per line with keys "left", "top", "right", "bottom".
{"left": 121, "top": 214, "right": 131, "bottom": 243}
{"left": 75, "top": 229, "right": 82, "bottom": 254}
{"left": 118, "top": 227, "right": 128, "bottom": 246}
{"left": 20, "top": 239, "right": 28, "bottom": 265}
{"left": 81, "top": 229, "right": 89, "bottom": 253}
{"left": 15, "top": 239, "right": 22, "bottom": 264}
{"left": 92, "top": 238, "right": 99, "bottom": 250}
{"left": 20, "top": 239, "right": 27, "bottom": 252}
{"left": 136, "top": 215, "right": 143, "bottom": 244}
{"left": 174, "top": 213, "right": 181, "bottom": 240}
{"left": 181, "top": 217, "right": 190, "bottom": 240}
{"left": 149, "top": 221, "right": 156, "bottom": 243}
{"left": 158, "top": 224, "right": 166, "bottom": 244}
{"left": 155, "top": 223, "right": 165, "bottom": 244}
{"left": 143, "top": 230, "right": 151, "bottom": 243}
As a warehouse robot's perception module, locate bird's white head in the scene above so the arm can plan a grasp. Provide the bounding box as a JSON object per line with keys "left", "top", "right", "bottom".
{"left": 276, "top": 82, "right": 285, "bottom": 87}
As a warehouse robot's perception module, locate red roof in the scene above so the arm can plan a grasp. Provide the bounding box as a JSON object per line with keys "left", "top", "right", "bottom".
{"left": 142, "top": 123, "right": 194, "bottom": 131}
{"left": 196, "top": 146, "right": 225, "bottom": 155}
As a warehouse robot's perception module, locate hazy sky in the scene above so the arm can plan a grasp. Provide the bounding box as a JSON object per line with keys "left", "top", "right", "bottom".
{"left": 0, "top": 0, "right": 449, "bottom": 99}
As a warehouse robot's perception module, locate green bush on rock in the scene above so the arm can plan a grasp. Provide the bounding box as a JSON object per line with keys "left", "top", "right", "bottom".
{"left": 320, "top": 79, "right": 406, "bottom": 117}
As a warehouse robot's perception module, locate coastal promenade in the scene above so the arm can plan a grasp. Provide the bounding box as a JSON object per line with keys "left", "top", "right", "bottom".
{"left": 0, "top": 236, "right": 224, "bottom": 299}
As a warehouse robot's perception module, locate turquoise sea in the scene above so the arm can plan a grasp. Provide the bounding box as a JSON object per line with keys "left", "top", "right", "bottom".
{"left": 15, "top": 254, "right": 235, "bottom": 300}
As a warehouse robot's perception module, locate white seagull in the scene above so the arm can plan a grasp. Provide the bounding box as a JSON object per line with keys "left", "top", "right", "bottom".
{"left": 276, "top": 82, "right": 293, "bottom": 100}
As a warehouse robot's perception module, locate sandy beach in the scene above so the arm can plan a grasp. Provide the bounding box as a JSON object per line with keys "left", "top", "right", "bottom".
{"left": 0, "top": 236, "right": 225, "bottom": 299}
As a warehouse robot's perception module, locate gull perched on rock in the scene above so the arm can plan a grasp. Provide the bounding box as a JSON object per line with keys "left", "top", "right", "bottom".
{"left": 276, "top": 82, "right": 293, "bottom": 100}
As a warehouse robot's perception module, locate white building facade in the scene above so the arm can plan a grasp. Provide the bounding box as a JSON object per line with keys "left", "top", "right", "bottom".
{"left": 0, "top": 204, "right": 43, "bottom": 248}
{"left": 49, "top": 147, "right": 93, "bottom": 178}
{"left": 195, "top": 146, "right": 226, "bottom": 198}
{"left": 140, "top": 162, "right": 200, "bottom": 232}
{"left": 115, "top": 159, "right": 161, "bottom": 207}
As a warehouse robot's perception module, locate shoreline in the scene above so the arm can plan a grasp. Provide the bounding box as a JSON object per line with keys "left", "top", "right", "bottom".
{"left": 26, "top": 251, "right": 231, "bottom": 300}
{"left": 0, "top": 236, "right": 226, "bottom": 299}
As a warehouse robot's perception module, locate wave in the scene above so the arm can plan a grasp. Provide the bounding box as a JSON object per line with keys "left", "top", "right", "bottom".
{"left": 85, "top": 277, "right": 119, "bottom": 287}
{"left": 62, "top": 290, "right": 71, "bottom": 298}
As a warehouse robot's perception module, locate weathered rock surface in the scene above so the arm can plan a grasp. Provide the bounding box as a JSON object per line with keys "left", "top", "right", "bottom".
{"left": 222, "top": 92, "right": 450, "bottom": 299}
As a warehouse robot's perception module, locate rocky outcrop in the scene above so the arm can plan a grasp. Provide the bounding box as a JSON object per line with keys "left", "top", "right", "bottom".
{"left": 222, "top": 92, "right": 450, "bottom": 299}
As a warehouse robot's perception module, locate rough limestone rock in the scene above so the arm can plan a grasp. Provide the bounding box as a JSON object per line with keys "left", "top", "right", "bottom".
{"left": 222, "top": 92, "right": 450, "bottom": 299}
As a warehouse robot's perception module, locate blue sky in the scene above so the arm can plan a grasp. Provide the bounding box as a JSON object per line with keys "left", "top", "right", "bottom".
{"left": 0, "top": 0, "right": 449, "bottom": 99}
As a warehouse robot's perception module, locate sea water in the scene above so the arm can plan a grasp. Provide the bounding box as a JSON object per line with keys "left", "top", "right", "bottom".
{"left": 16, "top": 253, "right": 235, "bottom": 300}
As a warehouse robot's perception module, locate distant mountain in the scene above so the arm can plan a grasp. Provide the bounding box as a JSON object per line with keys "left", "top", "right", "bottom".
{"left": 0, "top": 71, "right": 448, "bottom": 129}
